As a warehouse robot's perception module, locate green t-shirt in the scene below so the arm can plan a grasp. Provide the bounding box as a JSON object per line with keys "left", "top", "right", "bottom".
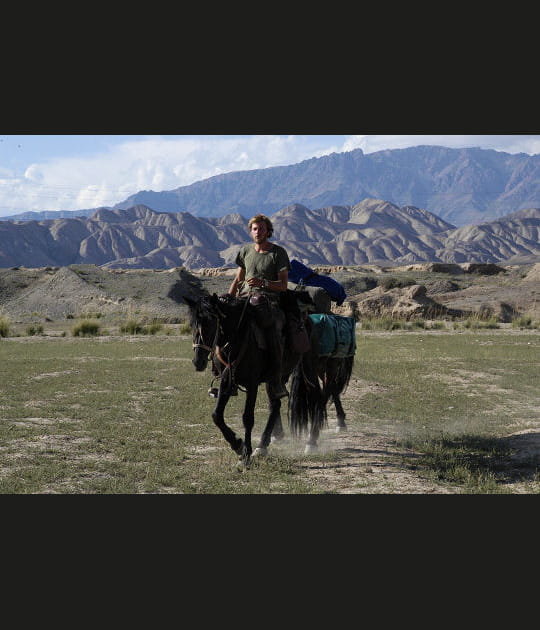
{"left": 235, "top": 243, "right": 290, "bottom": 294}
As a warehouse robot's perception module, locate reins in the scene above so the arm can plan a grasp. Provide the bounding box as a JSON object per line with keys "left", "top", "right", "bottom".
{"left": 215, "top": 295, "right": 250, "bottom": 371}
{"left": 192, "top": 318, "right": 220, "bottom": 359}
{"left": 192, "top": 296, "right": 251, "bottom": 393}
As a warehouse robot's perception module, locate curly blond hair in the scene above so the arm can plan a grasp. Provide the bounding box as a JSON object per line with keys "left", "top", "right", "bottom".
{"left": 248, "top": 214, "right": 274, "bottom": 237}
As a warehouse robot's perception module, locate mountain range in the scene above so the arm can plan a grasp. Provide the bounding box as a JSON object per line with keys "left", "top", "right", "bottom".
{"left": 1, "top": 199, "right": 539, "bottom": 269}
{"left": 3, "top": 145, "right": 540, "bottom": 228}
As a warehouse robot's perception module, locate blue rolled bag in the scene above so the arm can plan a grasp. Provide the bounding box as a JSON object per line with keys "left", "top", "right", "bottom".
{"left": 288, "top": 259, "right": 347, "bottom": 306}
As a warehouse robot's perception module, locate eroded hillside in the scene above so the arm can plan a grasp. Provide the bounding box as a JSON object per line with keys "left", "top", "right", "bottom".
{"left": 1, "top": 200, "right": 539, "bottom": 270}
{"left": 1, "top": 262, "right": 539, "bottom": 333}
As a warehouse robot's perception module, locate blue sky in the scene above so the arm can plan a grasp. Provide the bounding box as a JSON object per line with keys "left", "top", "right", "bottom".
{"left": 0, "top": 134, "right": 539, "bottom": 217}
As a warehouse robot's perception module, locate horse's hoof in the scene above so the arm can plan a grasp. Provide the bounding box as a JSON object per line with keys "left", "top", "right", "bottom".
{"left": 236, "top": 457, "right": 251, "bottom": 472}
{"left": 252, "top": 447, "right": 268, "bottom": 458}
{"left": 335, "top": 425, "right": 347, "bottom": 433}
{"left": 304, "top": 444, "right": 318, "bottom": 455}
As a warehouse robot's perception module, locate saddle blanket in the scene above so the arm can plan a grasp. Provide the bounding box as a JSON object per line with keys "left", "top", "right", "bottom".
{"left": 309, "top": 313, "right": 356, "bottom": 358}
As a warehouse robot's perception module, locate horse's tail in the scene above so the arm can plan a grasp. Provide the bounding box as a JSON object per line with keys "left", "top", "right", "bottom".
{"left": 334, "top": 355, "right": 355, "bottom": 394}
{"left": 287, "top": 326, "right": 327, "bottom": 438}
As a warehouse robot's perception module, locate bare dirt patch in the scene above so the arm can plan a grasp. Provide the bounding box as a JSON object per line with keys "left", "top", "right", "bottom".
{"left": 286, "top": 421, "right": 540, "bottom": 494}
{"left": 295, "top": 428, "right": 461, "bottom": 494}
{"left": 268, "top": 350, "right": 540, "bottom": 494}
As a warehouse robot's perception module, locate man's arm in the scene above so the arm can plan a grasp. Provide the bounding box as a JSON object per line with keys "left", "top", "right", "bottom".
{"left": 228, "top": 266, "right": 245, "bottom": 295}
{"left": 262, "top": 269, "right": 288, "bottom": 292}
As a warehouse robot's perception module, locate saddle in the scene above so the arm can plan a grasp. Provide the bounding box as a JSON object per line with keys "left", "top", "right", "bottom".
{"left": 248, "top": 292, "right": 274, "bottom": 328}
{"left": 224, "top": 291, "right": 311, "bottom": 354}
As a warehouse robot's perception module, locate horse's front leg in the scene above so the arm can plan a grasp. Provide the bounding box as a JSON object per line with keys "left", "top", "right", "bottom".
{"left": 237, "top": 387, "right": 258, "bottom": 471}
{"left": 253, "top": 390, "right": 282, "bottom": 458}
{"left": 212, "top": 391, "right": 244, "bottom": 457}
{"left": 267, "top": 381, "right": 286, "bottom": 443}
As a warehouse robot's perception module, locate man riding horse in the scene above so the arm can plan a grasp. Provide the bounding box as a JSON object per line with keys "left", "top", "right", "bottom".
{"left": 226, "top": 213, "right": 290, "bottom": 399}
{"left": 187, "top": 216, "right": 354, "bottom": 465}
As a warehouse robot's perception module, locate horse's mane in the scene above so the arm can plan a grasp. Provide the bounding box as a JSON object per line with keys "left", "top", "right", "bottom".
{"left": 216, "top": 295, "right": 252, "bottom": 340}
{"left": 188, "top": 294, "right": 211, "bottom": 330}
{"left": 191, "top": 293, "right": 251, "bottom": 336}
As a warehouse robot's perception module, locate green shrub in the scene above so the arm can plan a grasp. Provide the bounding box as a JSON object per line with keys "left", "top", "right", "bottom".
{"left": 478, "top": 304, "right": 494, "bottom": 320}
{"left": 361, "top": 317, "right": 413, "bottom": 331}
{"left": 120, "top": 319, "right": 146, "bottom": 335}
{"left": 26, "top": 324, "right": 44, "bottom": 336}
{"left": 72, "top": 320, "right": 101, "bottom": 337}
{"left": 342, "top": 275, "right": 378, "bottom": 293}
{"left": 178, "top": 322, "right": 192, "bottom": 335}
{"left": 380, "top": 276, "right": 417, "bottom": 291}
{"left": 146, "top": 322, "right": 163, "bottom": 335}
{"left": 463, "top": 316, "right": 499, "bottom": 329}
{"left": 511, "top": 315, "right": 533, "bottom": 329}
{"left": 0, "top": 314, "right": 10, "bottom": 337}
{"left": 428, "top": 321, "right": 446, "bottom": 330}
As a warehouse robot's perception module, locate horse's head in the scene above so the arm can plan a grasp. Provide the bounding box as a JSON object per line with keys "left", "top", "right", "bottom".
{"left": 185, "top": 292, "right": 251, "bottom": 371}
{"left": 185, "top": 293, "right": 222, "bottom": 372}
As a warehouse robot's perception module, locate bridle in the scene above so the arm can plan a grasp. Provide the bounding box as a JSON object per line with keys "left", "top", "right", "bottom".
{"left": 191, "top": 298, "right": 235, "bottom": 366}
{"left": 192, "top": 309, "right": 221, "bottom": 361}
{"left": 191, "top": 297, "right": 250, "bottom": 384}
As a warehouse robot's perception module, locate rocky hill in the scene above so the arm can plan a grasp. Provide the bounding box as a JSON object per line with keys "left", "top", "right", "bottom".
{"left": 0, "top": 264, "right": 203, "bottom": 324}
{"left": 1, "top": 262, "right": 539, "bottom": 330}
{"left": 0, "top": 199, "right": 539, "bottom": 270}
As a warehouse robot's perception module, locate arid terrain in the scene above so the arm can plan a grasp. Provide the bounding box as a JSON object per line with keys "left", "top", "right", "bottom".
{"left": 1, "top": 259, "right": 539, "bottom": 330}
{"left": 285, "top": 360, "right": 540, "bottom": 494}
{"left": 1, "top": 260, "right": 539, "bottom": 494}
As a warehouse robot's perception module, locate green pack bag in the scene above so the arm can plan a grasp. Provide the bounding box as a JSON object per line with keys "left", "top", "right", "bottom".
{"left": 309, "top": 313, "right": 356, "bottom": 358}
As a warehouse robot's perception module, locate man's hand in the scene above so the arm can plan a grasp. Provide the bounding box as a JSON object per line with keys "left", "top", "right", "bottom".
{"left": 247, "top": 277, "right": 265, "bottom": 289}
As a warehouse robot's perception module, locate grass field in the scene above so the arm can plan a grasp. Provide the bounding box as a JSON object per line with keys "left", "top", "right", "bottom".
{"left": 1, "top": 329, "right": 538, "bottom": 494}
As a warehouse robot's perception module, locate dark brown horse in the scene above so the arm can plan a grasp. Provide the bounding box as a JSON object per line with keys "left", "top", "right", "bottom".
{"left": 186, "top": 292, "right": 325, "bottom": 469}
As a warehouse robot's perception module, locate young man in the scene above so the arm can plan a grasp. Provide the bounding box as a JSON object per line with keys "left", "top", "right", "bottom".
{"left": 227, "top": 214, "right": 290, "bottom": 398}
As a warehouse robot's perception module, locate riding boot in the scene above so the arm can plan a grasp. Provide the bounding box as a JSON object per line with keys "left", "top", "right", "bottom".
{"left": 220, "top": 367, "right": 238, "bottom": 396}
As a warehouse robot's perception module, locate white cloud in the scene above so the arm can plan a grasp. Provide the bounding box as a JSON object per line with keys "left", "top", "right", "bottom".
{"left": 24, "top": 164, "right": 44, "bottom": 183}
{"left": 0, "top": 166, "right": 15, "bottom": 178}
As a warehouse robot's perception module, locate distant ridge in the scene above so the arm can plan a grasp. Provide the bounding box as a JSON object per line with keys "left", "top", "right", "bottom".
{"left": 0, "top": 208, "right": 106, "bottom": 221}
{"left": 0, "top": 199, "right": 538, "bottom": 269}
